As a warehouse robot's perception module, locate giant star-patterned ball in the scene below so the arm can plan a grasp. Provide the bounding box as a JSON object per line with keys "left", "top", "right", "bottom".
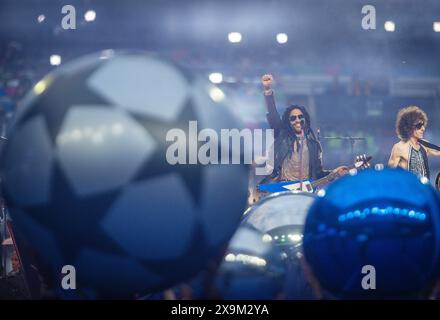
{"left": 1, "top": 51, "right": 248, "bottom": 298}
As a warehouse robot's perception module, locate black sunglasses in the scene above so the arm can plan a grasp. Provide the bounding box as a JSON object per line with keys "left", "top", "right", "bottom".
{"left": 414, "top": 122, "right": 425, "bottom": 129}
{"left": 289, "top": 115, "right": 304, "bottom": 122}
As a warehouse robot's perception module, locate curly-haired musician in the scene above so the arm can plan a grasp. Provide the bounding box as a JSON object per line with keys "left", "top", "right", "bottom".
{"left": 388, "top": 106, "right": 440, "bottom": 179}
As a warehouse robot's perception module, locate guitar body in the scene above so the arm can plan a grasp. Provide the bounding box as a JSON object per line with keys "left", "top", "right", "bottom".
{"left": 257, "top": 154, "right": 372, "bottom": 196}
{"left": 258, "top": 180, "right": 315, "bottom": 193}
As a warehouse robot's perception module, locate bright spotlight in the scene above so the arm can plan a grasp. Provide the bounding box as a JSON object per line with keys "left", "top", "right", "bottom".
{"left": 384, "top": 21, "right": 395, "bottom": 32}
{"left": 37, "top": 14, "right": 45, "bottom": 23}
{"left": 84, "top": 10, "right": 96, "bottom": 22}
{"left": 50, "top": 54, "right": 61, "bottom": 66}
{"left": 228, "top": 32, "right": 242, "bottom": 43}
{"left": 276, "top": 33, "right": 288, "bottom": 44}
{"left": 209, "top": 87, "right": 225, "bottom": 102}
{"left": 434, "top": 22, "right": 440, "bottom": 33}
{"left": 209, "top": 72, "right": 223, "bottom": 84}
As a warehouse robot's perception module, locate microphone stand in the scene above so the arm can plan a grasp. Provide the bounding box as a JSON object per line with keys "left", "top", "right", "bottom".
{"left": 299, "top": 123, "right": 305, "bottom": 191}
{"left": 318, "top": 132, "right": 365, "bottom": 160}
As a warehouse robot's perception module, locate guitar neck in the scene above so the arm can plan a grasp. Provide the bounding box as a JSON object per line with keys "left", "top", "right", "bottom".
{"left": 311, "top": 164, "right": 356, "bottom": 190}
{"left": 311, "top": 172, "right": 338, "bottom": 190}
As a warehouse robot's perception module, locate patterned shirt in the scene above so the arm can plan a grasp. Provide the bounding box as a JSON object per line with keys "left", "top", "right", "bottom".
{"left": 408, "top": 146, "right": 427, "bottom": 178}
{"left": 280, "top": 138, "right": 309, "bottom": 181}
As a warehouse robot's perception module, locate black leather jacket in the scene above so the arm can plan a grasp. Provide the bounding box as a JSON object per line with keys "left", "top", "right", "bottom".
{"left": 261, "top": 92, "right": 330, "bottom": 183}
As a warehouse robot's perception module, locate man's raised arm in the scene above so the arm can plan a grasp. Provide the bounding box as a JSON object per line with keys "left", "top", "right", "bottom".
{"left": 261, "top": 74, "right": 282, "bottom": 133}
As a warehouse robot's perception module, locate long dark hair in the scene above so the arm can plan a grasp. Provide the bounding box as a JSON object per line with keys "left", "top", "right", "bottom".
{"left": 281, "top": 105, "right": 318, "bottom": 141}
{"left": 279, "top": 105, "right": 321, "bottom": 154}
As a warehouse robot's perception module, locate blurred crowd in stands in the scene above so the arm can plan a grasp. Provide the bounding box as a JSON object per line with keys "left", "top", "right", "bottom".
{"left": 0, "top": 42, "right": 37, "bottom": 136}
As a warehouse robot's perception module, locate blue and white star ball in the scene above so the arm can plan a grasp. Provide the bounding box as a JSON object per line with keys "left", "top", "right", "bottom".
{"left": 1, "top": 51, "right": 248, "bottom": 298}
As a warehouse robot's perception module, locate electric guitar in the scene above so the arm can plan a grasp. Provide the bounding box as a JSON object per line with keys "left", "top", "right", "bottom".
{"left": 258, "top": 154, "right": 372, "bottom": 194}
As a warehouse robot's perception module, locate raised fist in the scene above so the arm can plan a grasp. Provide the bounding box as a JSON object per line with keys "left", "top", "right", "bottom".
{"left": 261, "top": 74, "right": 273, "bottom": 91}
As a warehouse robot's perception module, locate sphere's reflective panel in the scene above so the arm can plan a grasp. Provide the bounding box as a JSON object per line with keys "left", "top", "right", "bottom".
{"left": 243, "top": 192, "right": 316, "bottom": 257}
{"left": 214, "top": 226, "right": 286, "bottom": 299}
{"left": 242, "top": 192, "right": 317, "bottom": 299}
